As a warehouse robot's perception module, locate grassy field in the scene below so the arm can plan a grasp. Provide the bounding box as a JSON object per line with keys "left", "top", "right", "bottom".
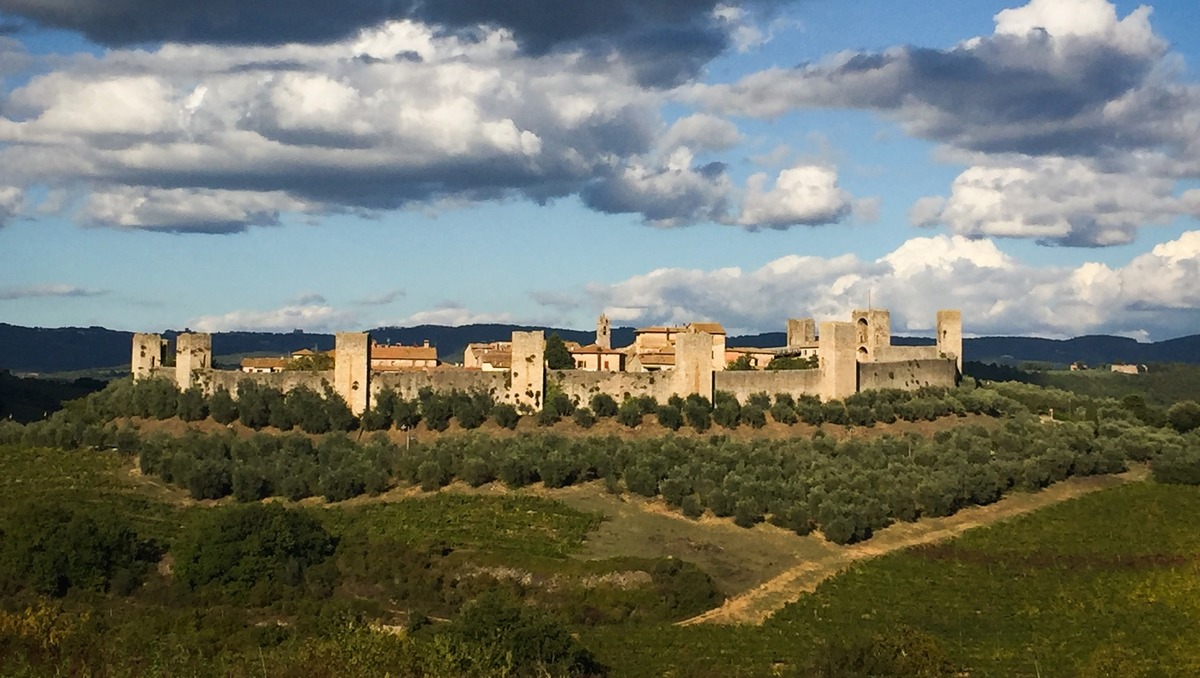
{"left": 5, "top": 441, "right": 1200, "bottom": 677}
{"left": 581, "top": 480, "right": 1200, "bottom": 677}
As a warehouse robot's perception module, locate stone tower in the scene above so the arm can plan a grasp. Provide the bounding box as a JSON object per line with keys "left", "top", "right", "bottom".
{"left": 510, "top": 331, "right": 545, "bottom": 411}
{"left": 937, "top": 309, "right": 963, "bottom": 374}
{"left": 674, "top": 331, "right": 715, "bottom": 400}
{"left": 131, "top": 333, "right": 165, "bottom": 381}
{"left": 334, "top": 332, "right": 370, "bottom": 416}
{"left": 175, "top": 333, "right": 212, "bottom": 391}
{"left": 596, "top": 314, "right": 611, "bottom": 350}
{"left": 851, "top": 309, "right": 891, "bottom": 362}
{"left": 786, "top": 318, "right": 816, "bottom": 347}
{"left": 818, "top": 321, "right": 857, "bottom": 401}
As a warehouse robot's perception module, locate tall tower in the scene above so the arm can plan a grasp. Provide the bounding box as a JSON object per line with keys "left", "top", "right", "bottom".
{"left": 596, "top": 313, "right": 611, "bottom": 350}
{"left": 850, "top": 309, "right": 891, "bottom": 362}
{"left": 510, "top": 331, "right": 545, "bottom": 411}
{"left": 818, "top": 321, "right": 857, "bottom": 401}
{"left": 937, "top": 309, "right": 963, "bottom": 374}
{"left": 131, "top": 333, "right": 165, "bottom": 381}
{"left": 175, "top": 333, "right": 212, "bottom": 391}
{"left": 674, "top": 332, "right": 715, "bottom": 401}
{"left": 334, "top": 332, "right": 370, "bottom": 416}
{"left": 786, "top": 318, "right": 816, "bottom": 347}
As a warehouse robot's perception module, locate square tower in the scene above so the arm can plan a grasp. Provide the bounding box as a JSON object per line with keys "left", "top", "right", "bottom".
{"left": 510, "top": 330, "right": 545, "bottom": 412}
{"left": 851, "top": 309, "right": 891, "bottom": 362}
{"left": 131, "top": 333, "right": 165, "bottom": 381}
{"left": 596, "top": 314, "right": 611, "bottom": 350}
{"left": 674, "top": 332, "right": 715, "bottom": 401}
{"left": 175, "top": 333, "right": 212, "bottom": 391}
{"left": 937, "top": 309, "right": 963, "bottom": 374}
{"left": 786, "top": 318, "right": 816, "bottom": 347}
{"left": 334, "top": 332, "right": 370, "bottom": 415}
{"left": 819, "top": 321, "right": 857, "bottom": 401}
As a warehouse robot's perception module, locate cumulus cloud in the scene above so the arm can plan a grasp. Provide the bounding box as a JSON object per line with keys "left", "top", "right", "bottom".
{"left": 0, "top": 0, "right": 789, "bottom": 86}
{"left": 691, "top": 0, "right": 1170, "bottom": 156}
{"left": 0, "top": 184, "right": 21, "bottom": 225}
{"left": 911, "top": 157, "right": 1200, "bottom": 247}
{"left": 0, "top": 21, "right": 679, "bottom": 231}
{"left": 84, "top": 186, "right": 315, "bottom": 233}
{"left": 738, "top": 165, "right": 851, "bottom": 229}
{"left": 189, "top": 304, "right": 357, "bottom": 332}
{"left": 689, "top": 0, "right": 1200, "bottom": 246}
{"left": 583, "top": 146, "right": 733, "bottom": 227}
{"left": 661, "top": 113, "right": 742, "bottom": 153}
{"left": 591, "top": 231, "right": 1200, "bottom": 340}
{"left": 0, "top": 283, "right": 106, "bottom": 300}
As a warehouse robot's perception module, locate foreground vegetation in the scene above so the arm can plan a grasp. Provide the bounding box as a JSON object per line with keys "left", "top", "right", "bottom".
{"left": 2, "top": 372, "right": 1200, "bottom": 676}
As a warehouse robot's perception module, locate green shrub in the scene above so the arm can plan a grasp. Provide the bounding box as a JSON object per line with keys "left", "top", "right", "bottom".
{"left": 492, "top": 403, "right": 520, "bottom": 429}
{"left": 572, "top": 407, "right": 597, "bottom": 429}
{"left": 173, "top": 503, "right": 337, "bottom": 599}
{"left": 590, "top": 393, "right": 619, "bottom": 418}
{"left": 0, "top": 503, "right": 160, "bottom": 597}
{"left": 656, "top": 406, "right": 682, "bottom": 431}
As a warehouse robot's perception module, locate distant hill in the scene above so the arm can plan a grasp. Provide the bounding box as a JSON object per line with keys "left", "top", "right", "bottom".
{"left": 1, "top": 321, "right": 1197, "bottom": 376}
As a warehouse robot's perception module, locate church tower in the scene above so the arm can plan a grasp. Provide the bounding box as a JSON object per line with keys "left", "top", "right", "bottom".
{"left": 596, "top": 313, "right": 611, "bottom": 350}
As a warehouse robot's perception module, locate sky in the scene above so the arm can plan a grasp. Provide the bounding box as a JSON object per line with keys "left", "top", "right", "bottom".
{"left": 1, "top": 0, "right": 1199, "bottom": 341}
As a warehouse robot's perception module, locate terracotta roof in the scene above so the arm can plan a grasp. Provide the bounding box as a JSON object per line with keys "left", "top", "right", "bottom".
{"left": 569, "top": 344, "right": 623, "bottom": 355}
{"left": 371, "top": 344, "right": 438, "bottom": 361}
{"left": 687, "top": 322, "right": 726, "bottom": 334}
{"left": 634, "top": 326, "right": 675, "bottom": 334}
{"left": 241, "top": 357, "right": 288, "bottom": 369}
{"left": 636, "top": 353, "right": 676, "bottom": 366}
{"left": 480, "top": 351, "right": 512, "bottom": 368}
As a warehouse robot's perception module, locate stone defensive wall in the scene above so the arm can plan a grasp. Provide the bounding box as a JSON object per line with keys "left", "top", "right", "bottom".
{"left": 208, "top": 369, "right": 334, "bottom": 396}
{"left": 857, "top": 359, "right": 959, "bottom": 392}
{"left": 714, "top": 369, "right": 824, "bottom": 402}
{"left": 372, "top": 370, "right": 508, "bottom": 401}
{"left": 132, "top": 310, "right": 963, "bottom": 415}
{"left": 553, "top": 369, "right": 678, "bottom": 405}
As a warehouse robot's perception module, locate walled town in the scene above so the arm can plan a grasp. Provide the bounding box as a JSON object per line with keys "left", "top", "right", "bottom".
{"left": 132, "top": 309, "right": 962, "bottom": 414}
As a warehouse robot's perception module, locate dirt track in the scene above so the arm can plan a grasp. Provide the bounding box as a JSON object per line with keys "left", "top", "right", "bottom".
{"left": 678, "top": 467, "right": 1148, "bottom": 626}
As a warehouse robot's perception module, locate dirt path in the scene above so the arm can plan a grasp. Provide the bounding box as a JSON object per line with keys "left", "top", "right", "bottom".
{"left": 679, "top": 467, "right": 1149, "bottom": 626}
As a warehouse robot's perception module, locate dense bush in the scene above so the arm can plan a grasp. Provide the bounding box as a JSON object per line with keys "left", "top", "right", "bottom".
{"left": 173, "top": 503, "right": 338, "bottom": 601}
{"left": 0, "top": 503, "right": 160, "bottom": 597}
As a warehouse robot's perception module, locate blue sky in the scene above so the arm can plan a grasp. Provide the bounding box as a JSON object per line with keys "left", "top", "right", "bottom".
{"left": 1, "top": 0, "right": 1199, "bottom": 340}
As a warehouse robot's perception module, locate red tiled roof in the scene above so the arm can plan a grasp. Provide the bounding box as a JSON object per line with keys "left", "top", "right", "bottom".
{"left": 372, "top": 344, "right": 438, "bottom": 361}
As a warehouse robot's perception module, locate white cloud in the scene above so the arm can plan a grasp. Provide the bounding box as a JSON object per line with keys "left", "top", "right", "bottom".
{"left": 685, "top": 0, "right": 1200, "bottom": 246}
{"left": 0, "top": 185, "right": 22, "bottom": 226}
{"left": 0, "top": 20, "right": 666, "bottom": 230}
{"left": 395, "top": 303, "right": 513, "bottom": 327}
{"left": 738, "top": 165, "right": 851, "bottom": 229}
{"left": 190, "top": 304, "right": 356, "bottom": 332}
{"left": 911, "top": 158, "right": 1200, "bottom": 246}
{"left": 591, "top": 231, "right": 1200, "bottom": 340}
{"left": 661, "top": 113, "right": 741, "bottom": 153}
{"left": 583, "top": 146, "right": 733, "bottom": 227}
{"left": 84, "top": 186, "right": 316, "bottom": 233}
